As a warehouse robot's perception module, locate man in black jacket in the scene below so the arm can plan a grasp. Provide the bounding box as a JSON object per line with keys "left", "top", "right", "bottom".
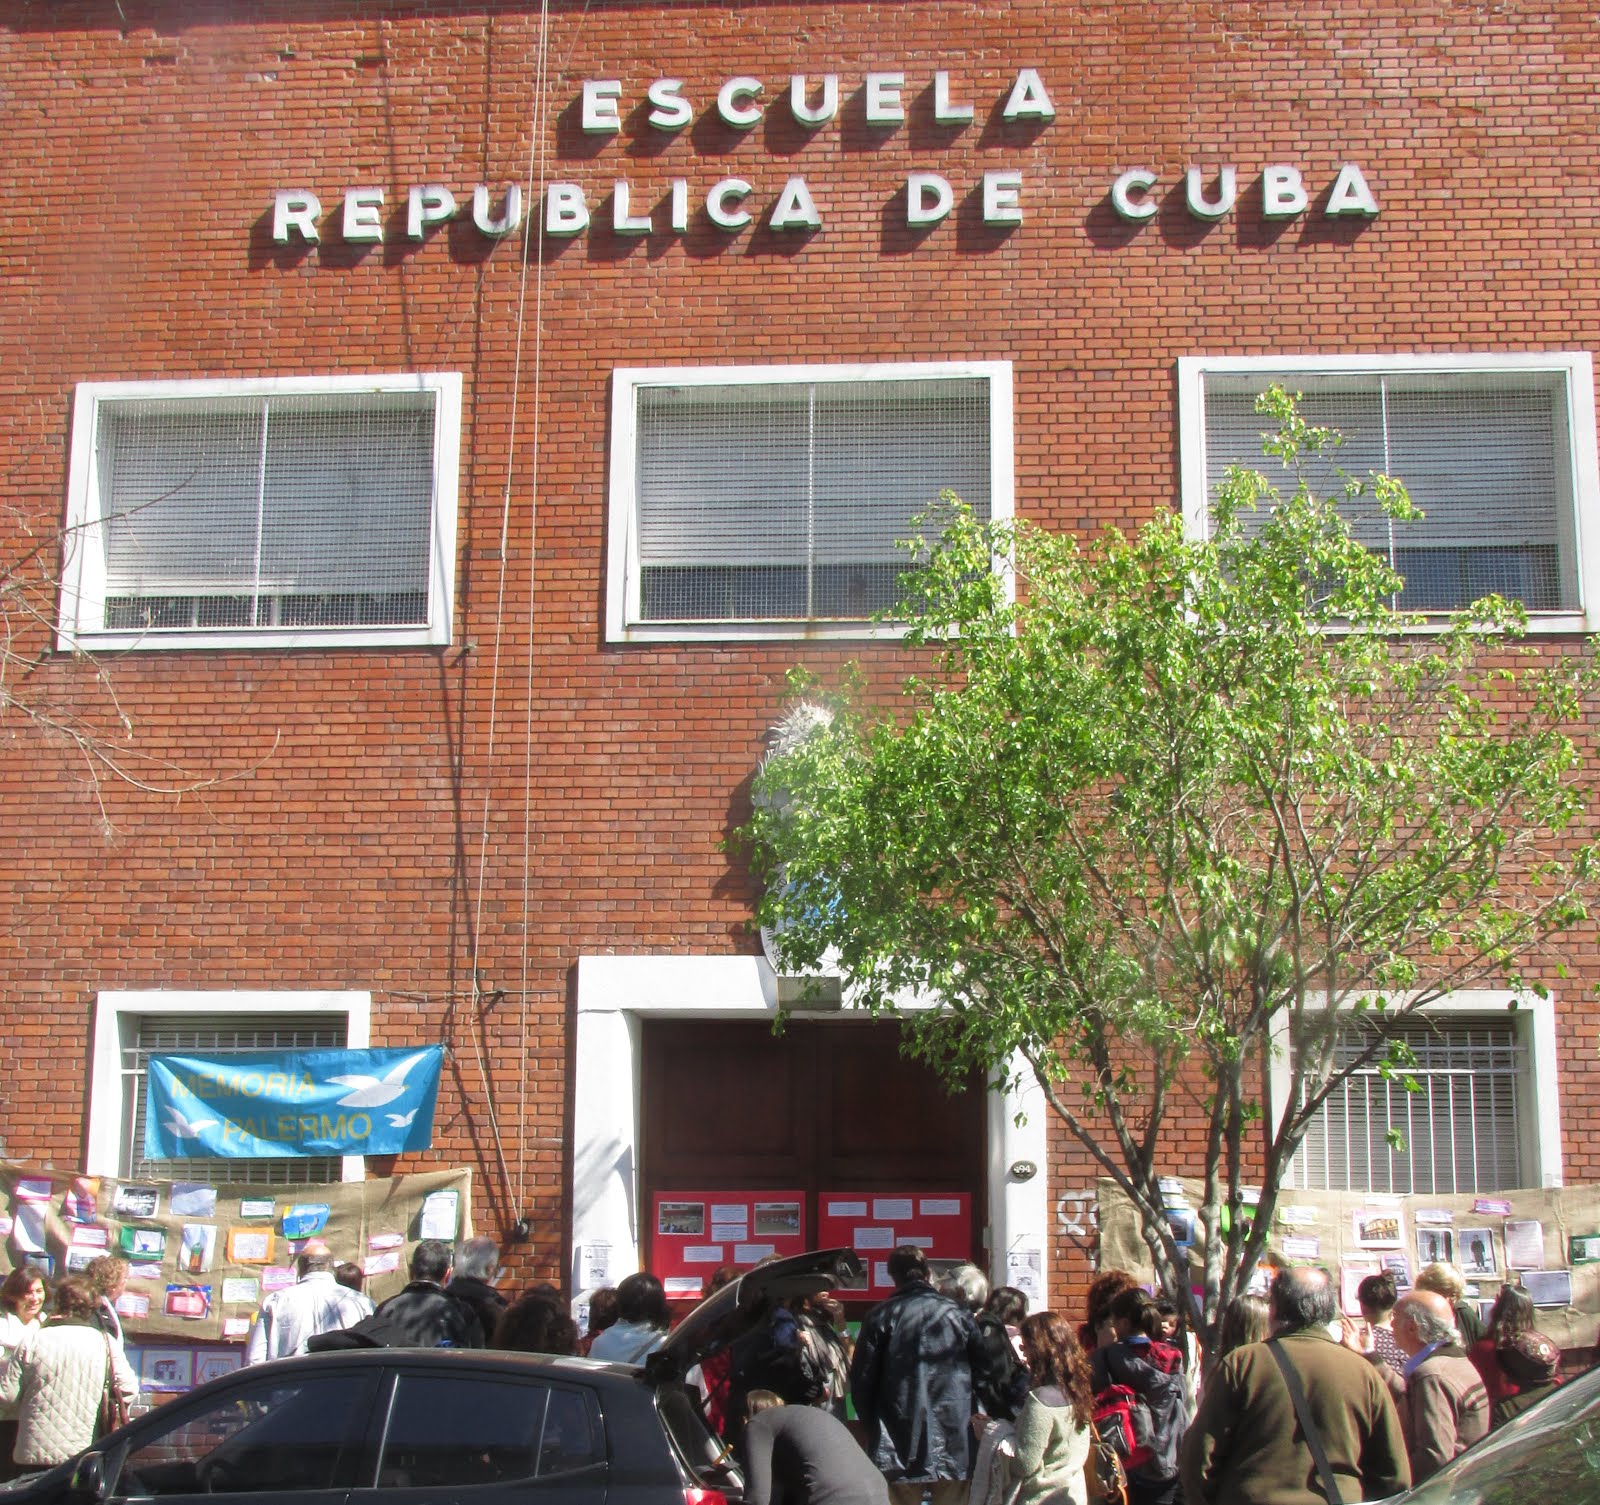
{"left": 372, "top": 1239, "right": 486, "bottom": 1348}
{"left": 849, "top": 1246, "right": 978, "bottom": 1505}
{"left": 446, "top": 1237, "right": 507, "bottom": 1343}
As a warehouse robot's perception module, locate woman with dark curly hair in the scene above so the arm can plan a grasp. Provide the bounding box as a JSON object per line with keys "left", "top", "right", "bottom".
{"left": 1011, "top": 1312, "right": 1093, "bottom": 1505}
{"left": 1079, "top": 1271, "right": 1139, "bottom": 1352}
{"left": 491, "top": 1291, "right": 580, "bottom": 1356}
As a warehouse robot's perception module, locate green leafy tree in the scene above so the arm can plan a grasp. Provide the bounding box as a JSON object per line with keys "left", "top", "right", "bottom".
{"left": 740, "top": 389, "right": 1599, "bottom": 1358}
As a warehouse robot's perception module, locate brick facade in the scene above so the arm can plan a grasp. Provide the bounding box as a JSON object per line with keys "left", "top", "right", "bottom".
{"left": 1, "top": 1, "right": 1597, "bottom": 1312}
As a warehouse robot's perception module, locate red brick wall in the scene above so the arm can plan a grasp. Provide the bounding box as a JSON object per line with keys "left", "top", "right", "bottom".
{"left": 1, "top": 1, "right": 1597, "bottom": 1306}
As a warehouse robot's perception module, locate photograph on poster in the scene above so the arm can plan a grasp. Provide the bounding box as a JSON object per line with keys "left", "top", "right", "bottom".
{"left": 1381, "top": 1255, "right": 1411, "bottom": 1291}
{"left": 1571, "top": 1234, "right": 1600, "bottom": 1265}
{"left": 658, "top": 1202, "right": 705, "bottom": 1237}
{"left": 753, "top": 1202, "right": 801, "bottom": 1237}
{"left": 194, "top": 1351, "right": 243, "bottom": 1385}
{"left": 1416, "top": 1228, "right": 1454, "bottom": 1266}
{"left": 165, "top": 1285, "right": 212, "bottom": 1319}
{"left": 111, "top": 1185, "right": 160, "bottom": 1220}
{"left": 139, "top": 1349, "right": 194, "bottom": 1392}
{"left": 1353, "top": 1212, "right": 1403, "bottom": 1249}
{"left": 120, "top": 1226, "right": 167, "bottom": 1261}
{"left": 1165, "top": 1208, "right": 1196, "bottom": 1248}
{"left": 1458, "top": 1228, "right": 1497, "bottom": 1275}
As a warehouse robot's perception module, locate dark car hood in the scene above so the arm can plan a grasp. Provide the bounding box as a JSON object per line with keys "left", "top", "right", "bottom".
{"left": 647, "top": 1247, "right": 862, "bottom": 1378}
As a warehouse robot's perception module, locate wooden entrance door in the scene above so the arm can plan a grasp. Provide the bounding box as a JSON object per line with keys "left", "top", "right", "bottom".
{"left": 640, "top": 1016, "right": 987, "bottom": 1301}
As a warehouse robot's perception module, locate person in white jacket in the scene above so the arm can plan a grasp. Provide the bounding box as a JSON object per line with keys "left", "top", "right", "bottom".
{"left": 0, "top": 1276, "right": 138, "bottom": 1473}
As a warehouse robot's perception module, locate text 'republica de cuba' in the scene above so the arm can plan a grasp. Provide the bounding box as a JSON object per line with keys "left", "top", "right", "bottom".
{"left": 270, "top": 67, "right": 1381, "bottom": 246}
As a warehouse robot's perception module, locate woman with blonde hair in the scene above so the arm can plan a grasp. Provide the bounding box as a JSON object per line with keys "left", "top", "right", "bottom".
{"left": 1414, "top": 1262, "right": 1482, "bottom": 1346}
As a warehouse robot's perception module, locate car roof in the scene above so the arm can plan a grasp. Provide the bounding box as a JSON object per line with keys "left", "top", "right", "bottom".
{"left": 244, "top": 1348, "right": 652, "bottom": 1387}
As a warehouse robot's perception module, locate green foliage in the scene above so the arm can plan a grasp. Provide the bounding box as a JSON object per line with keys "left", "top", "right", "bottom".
{"left": 737, "top": 388, "right": 1600, "bottom": 1357}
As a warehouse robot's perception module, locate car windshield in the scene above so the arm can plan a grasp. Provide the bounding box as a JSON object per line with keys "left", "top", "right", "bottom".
{"left": 1382, "top": 1367, "right": 1600, "bottom": 1503}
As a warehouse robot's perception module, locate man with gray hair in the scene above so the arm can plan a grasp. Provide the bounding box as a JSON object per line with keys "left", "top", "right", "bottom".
{"left": 1181, "top": 1266, "right": 1408, "bottom": 1504}
{"left": 1383, "top": 1288, "right": 1488, "bottom": 1482}
{"left": 447, "top": 1236, "right": 508, "bottom": 1342}
{"left": 245, "top": 1239, "right": 372, "bottom": 1363}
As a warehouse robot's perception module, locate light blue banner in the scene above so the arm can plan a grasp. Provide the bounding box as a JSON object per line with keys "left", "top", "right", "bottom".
{"left": 144, "top": 1046, "right": 444, "bottom": 1159}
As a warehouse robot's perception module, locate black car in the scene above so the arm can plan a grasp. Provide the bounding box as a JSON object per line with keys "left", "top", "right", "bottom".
{"left": 4, "top": 1249, "right": 862, "bottom": 1505}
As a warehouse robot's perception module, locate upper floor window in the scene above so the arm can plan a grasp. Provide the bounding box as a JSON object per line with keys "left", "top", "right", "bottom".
{"left": 606, "top": 362, "right": 1014, "bottom": 642}
{"left": 58, "top": 373, "right": 462, "bottom": 651}
{"left": 1178, "top": 354, "right": 1600, "bottom": 629}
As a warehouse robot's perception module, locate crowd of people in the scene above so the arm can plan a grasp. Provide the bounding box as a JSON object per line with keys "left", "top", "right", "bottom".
{"left": 0, "top": 1235, "right": 1575, "bottom": 1500}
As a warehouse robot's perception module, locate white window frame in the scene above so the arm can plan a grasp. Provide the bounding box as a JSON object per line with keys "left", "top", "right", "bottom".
{"left": 605, "top": 361, "right": 1016, "bottom": 643}
{"left": 58, "top": 372, "right": 463, "bottom": 652}
{"left": 1267, "top": 991, "right": 1562, "bottom": 1191}
{"left": 85, "top": 990, "right": 372, "bottom": 1182}
{"left": 1177, "top": 352, "right": 1600, "bottom": 633}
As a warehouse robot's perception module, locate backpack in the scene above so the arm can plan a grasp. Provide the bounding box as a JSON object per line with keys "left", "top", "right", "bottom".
{"left": 1092, "top": 1383, "right": 1154, "bottom": 1470}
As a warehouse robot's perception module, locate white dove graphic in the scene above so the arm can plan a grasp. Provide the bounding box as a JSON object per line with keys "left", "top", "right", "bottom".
{"left": 162, "top": 1104, "right": 218, "bottom": 1139}
{"left": 327, "top": 1053, "right": 427, "bottom": 1109}
{"left": 386, "top": 1109, "right": 419, "bottom": 1129}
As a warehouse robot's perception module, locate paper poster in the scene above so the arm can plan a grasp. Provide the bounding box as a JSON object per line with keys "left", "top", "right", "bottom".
{"left": 281, "top": 1204, "right": 329, "bottom": 1239}
{"left": 225, "top": 1228, "right": 273, "bottom": 1265}
{"left": 70, "top": 1225, "right": 109, "bottom": 1249}
{"left": 711, "top": 1224, "right": 746, "bottom": 1242}
{"left": 827, "top": 1201, "right": 867, "bottom": 1218}
{"left": 12, "top": 1203, "right": 48, "bottom": 1253}
{"left": 735, "top": 1243, "right": 776, "bottom": 1264}
{"left": 261, "top": 1265, "right": 296, "bottom": 1292}
{"left": 872, "top": 1198, "right": 913, "bottom": 1221}
{"left": 113, "top": 1185, "right": 160, "bottom": 1219}
{"left": 578, "top": 1241, "right": 611, "bottom": 1290}
{"left": 222, "top": 1317, "right": 251, "bottom": 1338}
{"left": 658, "top": 1202, "right": 705, "bottom": 1236}
{"left": 873, "top": 1260, "right": 893, "bottom": 1288}
{"left": 1571, "top": 1233, "right": 1600, "bottom": 1264}
{"left": 1340, "top": 1255, "right": 1381, "bottom": 1316}
{"left": 165, "top": 1285, "right": 212, "bottom": 1319}
{"left": 664, "top": 1276, "right": 702, "bottom": 1297}
{"left": 1352, "top": 1210, "right": 1403, "bottom": 1249}
{"left": 1166, "top": 1209, "right": 1196, "bottom": 1248}
{"left": 1458, "top": 1228, "right": 1497, "bottom": 1275}
{"left": 419, "top": 1189, "right": 458, "bottom": 1240}
{"left": 220, "top": 1277, "right": 259, "bottom": 1305}
{"left": 1382, "top": 1255, "right": 1411, "bottom": 1290}
{"left": 170, "top": 1184, "right": 218, "bottom": 1218}
{"left": 139, "top": 1349, "right": 194, "bottom": 1391}
{"left": 194, "top": 1350, "right": 242, "bottom": 1385}
{"left": 1416, "top": 1228, "right": 1454, "bottom": 1266}
{"left": 65, "top": 1247, "right": 99, "bottom": 1273}
{"left": 114, "top": 1292, "right": 150, "bottom": 1319}
{"left": 1414, "top": 1208, "right": 1454, "bottom": 1226}
{"left": 127, "top": 1262, "right": 163, "bottom": 1280}
{"left": 1473, "top": 1197, "right": 1513, "bottom": 1217}
{"left": 1522, "top": 1269, "right": 1573, "bottom": 1308}
{"left": 854, "top": 1226, "right": 896, "bottom": 1249}
{"left": 63, "top": 1178, "right": 99, "bottom": 1224}
{"left": 1006, "top": 1247, "right": 1043, "bottom": 1304}
{"left": 120, "top": 1225, "right": 166, "bottom": 1262}
{"left": 180, "top": 1225, "right": 217, "bottom": 1275}
{"left": 710, "top": 1204, "right": 748, "bottom": 1225}
{"left": 1278, "top": 1206, "right": 1320, "bottom": 1225}
{"left": 368, "top": 1232, "right": 404, "bottom": 1251}
{"left": 922, "top": 1198, "right": 963, "bottom": 1217}
{"left": 1505, "top": 1220, "right": 1546, "bottom": 1270}
{"left": 238, "top": 1198, "right": 275, "bottom": 1220}
{"left": 683, "top": 1245, "right": 724, "bottom": 1263}
{"left": 14, "top": 1178, "right": 52, "bottom": 1203}
{"left": 363, "top": 1250, "right": 402, "bottom": 1277}
{"left": 1282, "top": 1235, "right": 1321, "bottom": 1260}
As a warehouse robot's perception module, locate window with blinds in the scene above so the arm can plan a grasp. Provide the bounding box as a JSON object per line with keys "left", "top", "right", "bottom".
{"left": 611, "top": 364, "right": 1009, "bottom": 635}
{"left": 124, "top": 1013, "right": 346, "bottom": 1186}
{"left": 1296, "top": 1017, "right": 1524, "bottom": 1195}
{"left": 1195, "top": 363, "right": 1587, "bottom": 614}
{"left": 60, "top": 374, "right": 460, "bottom": 650}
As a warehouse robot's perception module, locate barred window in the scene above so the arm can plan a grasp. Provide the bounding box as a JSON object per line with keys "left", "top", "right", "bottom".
{"left": 60, "top": 374, "right": 461, "bottom": 650}
{"left": 607, "top": 363, "right": 1013, "bottom": 640}
{"left": 1180, "top": 355, "right": 1598, "bottom": 623}
{"left": 1296, "top": 1017, "right": 1524, "bottom": 1195}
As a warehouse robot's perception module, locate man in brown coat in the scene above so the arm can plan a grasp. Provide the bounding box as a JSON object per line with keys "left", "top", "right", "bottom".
{"left": 1181, "top": 1267, "right": 1409, "bottom": 1505}
{"left": 1385, "top": 1289, "right": 1489, "bottom": 1481}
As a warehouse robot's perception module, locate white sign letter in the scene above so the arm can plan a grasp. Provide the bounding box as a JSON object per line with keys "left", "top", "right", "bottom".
{"left": 1110, "top": 169, "right": 1158, "bottom": 221}
{"left": 1002, "top": 68, "right": 1054, "bottom": 122}
{"left": 581, "top": 80, "right": 623, "bottom": 134}
{"left": 789, "top": 74, "right": 839, "bottom": 127}
{"left": 865, "top": 72, "right": 905, "bottom": 124}
{"left": 612, "top": 181, "right": 653, "bottom": 235}
{"left": 343, "top": 188, "right": 385, "bottom": 242}
{"left": 770, "top": 176, "right": 821, "bottom": 230}
{"left": 906, "top": 172, "right": 953, "bottom": 226}
{"left": 407, "top": 185, "right": 457, "bottom": 239}
{"left": 272, "top": 190, "right": 321, "bottom": 243}
{"left": 706, "top": 178, "right": 754, "bottom": 229}
{"left": 983, "top": 170, "right": 1023, "bottom": 225}
{"left": 1185, "top": 166, "right": 1237, "bottom": 220}
{"left": 933, "top": 71, "right": 974, "bottom": 124}
{"left": 472, "top": 184, "right": 522, "bottom": 237}
{"left": 545, "top": 183, "right": 589, "bottom": 236}
{"left": 647, "top": 79, "right": 693, "bottom": 131}
{"left": 1261, "top": 165, "right": 1308, "bottom": 219}
{"left": 1326, "top": 163, "right": 1380, "bottom": 218}
{"left": 670, "top": 179, "right": 689, "bottom": 233}
{"left": 717, "top": 77, "right": 764, "bottom": 128}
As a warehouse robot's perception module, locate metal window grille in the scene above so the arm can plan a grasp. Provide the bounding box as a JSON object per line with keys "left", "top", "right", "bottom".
{"left": 635, "top": 376, "right": 992, "bottom": 622}
{"left": 1296, "top": 1018, "right": 1523, "bottom": 1194}
{"left": 1203, "top": 370, "right": 1576, "bottom": 612}
{"left": 97, "top": 391, "right": 437, "bottom": 634}
{"left": 123, "top": 1014, "right": 346, "bottom": 1185}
